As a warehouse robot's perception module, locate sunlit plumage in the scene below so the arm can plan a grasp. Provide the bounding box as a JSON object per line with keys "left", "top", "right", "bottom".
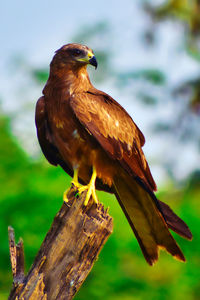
{"left": 35, "top": 43, "right": 192, "bottom": 265}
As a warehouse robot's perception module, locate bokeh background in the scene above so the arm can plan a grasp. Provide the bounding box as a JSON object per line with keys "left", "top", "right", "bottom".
{"left": 1, "top": 0, "right": 200, "bottom": 299}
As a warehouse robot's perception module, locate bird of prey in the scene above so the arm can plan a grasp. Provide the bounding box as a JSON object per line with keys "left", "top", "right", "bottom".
{"left": 35, "top": 43, "right": 192, "bottom": 265}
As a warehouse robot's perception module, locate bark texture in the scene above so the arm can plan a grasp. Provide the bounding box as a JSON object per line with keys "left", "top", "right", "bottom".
{"left": 8, "top": 187, "right": 113, "bottom": 300}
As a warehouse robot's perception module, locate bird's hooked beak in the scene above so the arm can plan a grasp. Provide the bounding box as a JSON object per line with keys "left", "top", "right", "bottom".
{"left": 89, "top": 55, "right": 98, "bottom": 69}
{"left": 77, "top": 50, "right": 98, "bottom": 69}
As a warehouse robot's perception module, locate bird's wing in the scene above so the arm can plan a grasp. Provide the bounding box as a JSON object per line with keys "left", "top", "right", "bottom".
{"left": 69, "top": 89, "right": 156, "bottom": 191}
{"left": 35, "top": 96, "right": 59, "bottom": 166}
{"left": 70, "top": 90, "right": 193, "bottom": 265}
{"left": 35, "top": 96, "right": 73, "bottom": 176}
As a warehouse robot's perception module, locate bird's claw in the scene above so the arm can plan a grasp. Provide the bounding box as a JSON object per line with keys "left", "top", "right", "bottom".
{"left": 63, "top": 167, "right": 98, "bottom": 205}
{"left": 78, "top": 185, "right": 98, "bottom": 206}
{"left": 63, "top": 181, "right": 81, "bottom": 202}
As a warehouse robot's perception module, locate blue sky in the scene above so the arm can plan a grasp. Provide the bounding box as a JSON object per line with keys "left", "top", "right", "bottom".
{"left": 1, "top": 0, "right": 134, "bottom": 62}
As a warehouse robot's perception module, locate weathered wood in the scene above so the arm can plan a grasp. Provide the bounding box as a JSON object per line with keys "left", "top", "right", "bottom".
{"left": 8, "top": 187, "right": 113, "bottom": 300}
{"left": 8, "top": 226, "right": 25, "bottom": 283}
{"left": 8, "top": 226, "right": 25, "bottom": 298}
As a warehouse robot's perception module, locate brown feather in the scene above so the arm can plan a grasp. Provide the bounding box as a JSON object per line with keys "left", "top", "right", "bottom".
{"left": 70, "top": 90, "right": 157, "bottom": 191}
{"left": 35, "top": 96, "right": 59, "bottom": 166}
{"left": 35, "top": 43, "right": 192, "bottom": 265}
{"left": 113, "top": 170, "right": 186, "bottom": 265}
{"left": 158, "top": 200, "right": 193, "bottom": 240}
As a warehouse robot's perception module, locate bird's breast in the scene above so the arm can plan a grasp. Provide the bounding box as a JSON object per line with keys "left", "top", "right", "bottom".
{"left": 46, "top": 94, "right": 116, "bottom": 187}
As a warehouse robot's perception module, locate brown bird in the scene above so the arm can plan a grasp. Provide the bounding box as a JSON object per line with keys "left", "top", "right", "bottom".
{"left": 35, "top": 43, "right": 192, "bottom": 265}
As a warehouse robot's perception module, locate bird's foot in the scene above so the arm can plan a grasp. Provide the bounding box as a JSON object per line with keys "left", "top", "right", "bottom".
{"left": 63, "top": 188, "right": 71, "bottom": 203}
{"left": 63, "top": 180, "right": 81, "bottom": 203}
{"left": 63, "top": 168, "right": 81, "bottom": 202}
{"left": 78, "top": 183, "right": 98, "bottom": 206}
{"left": 78, "top": 166, "right": 98, "bottom": 205}
{"left": 63, "top": 166, "right": 98, "bottom": 206}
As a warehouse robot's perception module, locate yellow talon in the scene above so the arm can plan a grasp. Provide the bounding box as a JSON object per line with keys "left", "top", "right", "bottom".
{"left": 82, "top": 167, "right": 98, "bottom": 206}
{"left": 76, "top": 167, "right": 98, "bottom": 205}
{"left": 63, "top": 189, "right": 70, "bottom": 202}
{"left": 63, "top": 167, "right": 98, "bottom": 205}
{"left": 63, "top": 168, "right": 80, "bottom": 202}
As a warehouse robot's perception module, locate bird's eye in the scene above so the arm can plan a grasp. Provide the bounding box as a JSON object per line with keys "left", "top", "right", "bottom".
{"left": 73, "top": 49, "right": 81, "bottom": 56}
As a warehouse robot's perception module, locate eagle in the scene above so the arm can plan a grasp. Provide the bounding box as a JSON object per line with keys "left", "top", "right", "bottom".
{"left": 35, "top": 43, "right": 192, "bottom": 265}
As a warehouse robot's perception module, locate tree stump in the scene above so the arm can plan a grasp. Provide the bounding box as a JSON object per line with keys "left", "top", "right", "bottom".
{"left": 8, "top": 187, "right": 113, "bottom": 299}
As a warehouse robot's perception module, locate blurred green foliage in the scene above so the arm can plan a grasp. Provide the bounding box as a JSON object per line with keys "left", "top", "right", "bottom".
{"left": 32, "top": 69, "right": 49, "bottom": 84}
{"left": 0, "top": 111, "right": 199, "bottom": 299}
{"left": 117, "top": 69, "right": 166, "bottom": 86}
{"left": 144, "top": 0, "right": 200, "bottom": 115}
{"left": 145, "top": 0, "right": 200, "bottom": 38}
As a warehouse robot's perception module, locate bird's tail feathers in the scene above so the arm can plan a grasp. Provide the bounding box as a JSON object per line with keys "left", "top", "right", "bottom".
{"left": 158, "top": 200, "right": 192, "bottom": 240}
{"left": 113, "top": 173, "right": 186, "bottom": 265}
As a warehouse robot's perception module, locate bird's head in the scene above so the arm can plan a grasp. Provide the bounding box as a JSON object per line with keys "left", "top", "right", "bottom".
{"left": 52, "top": 43, "right": 98, "bottom": 70}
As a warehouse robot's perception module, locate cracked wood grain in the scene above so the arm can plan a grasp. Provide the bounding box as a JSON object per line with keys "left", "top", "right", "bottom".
{"left": 8, "top": 187, "right": 113, "bottom": 300}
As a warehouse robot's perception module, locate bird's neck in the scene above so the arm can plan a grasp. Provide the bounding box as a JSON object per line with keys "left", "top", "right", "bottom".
{"left": 44, "top": 65, "right": 92, "bottom": 96}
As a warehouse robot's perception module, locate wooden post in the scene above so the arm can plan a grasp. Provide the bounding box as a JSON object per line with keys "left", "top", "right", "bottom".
{"left": 8, "top": 187, "right": 113, "bottom": 300}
